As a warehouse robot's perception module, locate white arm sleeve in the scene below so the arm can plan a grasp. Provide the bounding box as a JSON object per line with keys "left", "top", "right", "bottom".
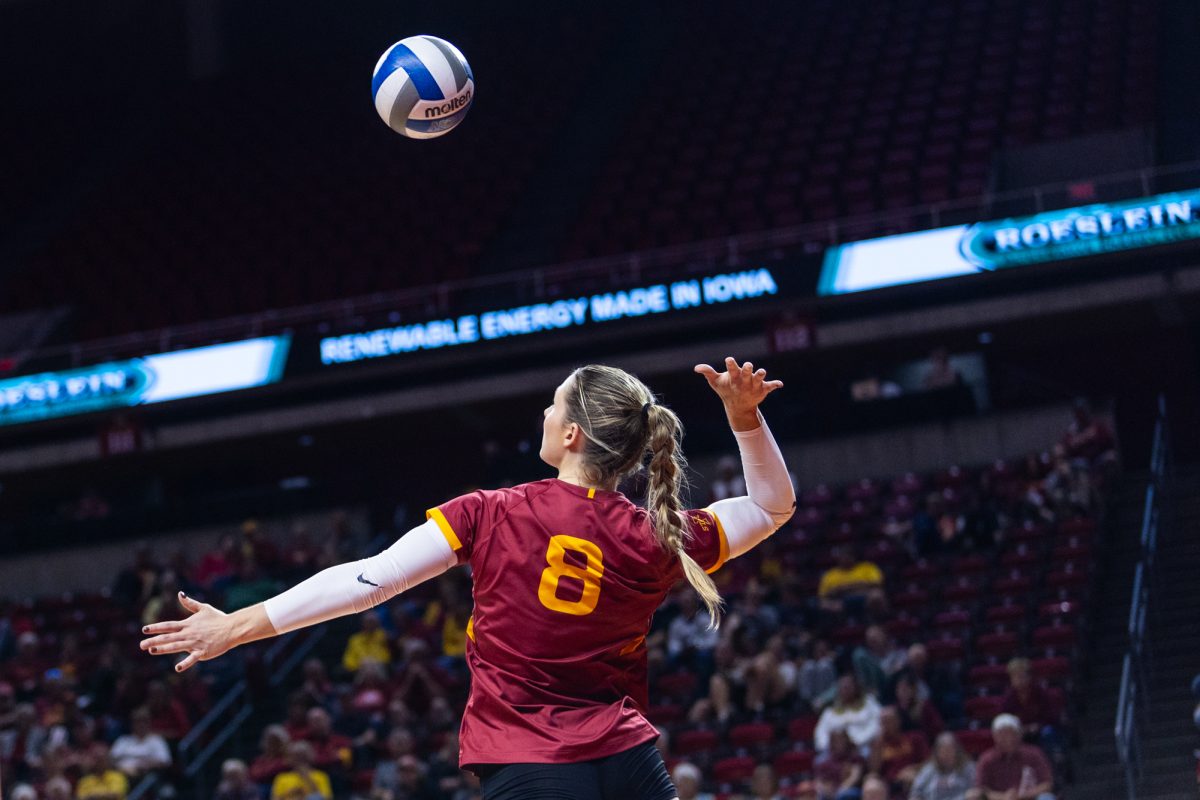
{"left": 263, "top": 518, "right": 457, "bottom": 634}
{"left": 707, "top": 412, "right": 795, "bottom": 561}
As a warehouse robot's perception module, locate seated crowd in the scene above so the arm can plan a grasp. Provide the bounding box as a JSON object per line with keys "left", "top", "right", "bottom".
{"left": 2, "top": 411, "right": 1113, "bottom": 799}
{"left": 0, "top": 515, "right": 359, "bottom": 799}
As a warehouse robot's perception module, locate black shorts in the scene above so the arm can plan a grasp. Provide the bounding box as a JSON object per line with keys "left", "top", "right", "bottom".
{"left": 476, "top": 741, "right": 677, "bottom": 800}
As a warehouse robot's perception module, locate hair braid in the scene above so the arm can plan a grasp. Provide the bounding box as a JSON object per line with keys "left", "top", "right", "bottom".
{"left": 645, "top": 404, "right": 723, "bottom": 627}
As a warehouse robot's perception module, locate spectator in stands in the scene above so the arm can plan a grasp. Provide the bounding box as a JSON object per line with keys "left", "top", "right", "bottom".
{"left": 815, "top": 675, "right": 882, "bottom": 753}
{"left": 270, "top": 741, "right": 332, "bottom": 800}
{"left": 923, "top": 348, "right": 961, "bottom": 390}
{"left": 44, "top": 777, "right": 73, "bottom": 800}
{"left": 798, "top": 638, "right": 838, "bottom": 711}
{"left": 891, "top": 672, "right": 944, "bottom": 743}
{"left": 744, "top": 634, "right": 796, "bottom": 715}
{"left": 871, "top": 706, "right": 928, "bottom": 792}
{"left": 901, "top": 644, "right": 963, "bottom": 722}
{"left": 750, "top": 763, "right": 783, "bottom": 800}
{"left": 371, "top": 754, "right": 435, "bottom": 800}
{"left": 862, "top": 775, "right": 889, "bottom": 800}
{"left": 1, "top": 703, "right": 49, "bottom": 781}
{"left": 425, "top": 730, "right": 467, "bottom": 797}
{"left": 814, "top": 728, "right": 865, "bottom": 800}
{"left": 1042, "top": 451, "right": 1094, "bottom": 517}
{"left": 343, "top": 612, "right": 391, "bottom": 673}
{"left": 298, "top": 659, "right": 337, "bottom": 713}
{"left": 193, "top": 535, "right": 239, "bottom": 592}
{"left": 10, "top": 785, "right": 37, "bottom": 800}
{"left": 910, "top": 732, "right": 975, "bottom": 800}
{"left": 302, "top": 708, "right": 351, "bottom": 778}
{"left": 1000, "top": 659, "right": 1059, "bottom": 740}
{"left": 1061, "top": 400, "right": 1116, "bottom": 470}
{"left": 688, "top": 640, "right": 742, "bottom": 725}
{"left": 972, "top": 714, "right": 1055, "bottom": 800}
{"left": 109, "top": 708, "right": 170, "bottom": 780}
{"left": 818, "top": 547, "right": 885, "bottom": 617}
{"left": 76, "top": 746, "right": 128, "bottom": 800}
{"left": 140, "top": 571, "right": 182, "bottom": 627}
{"left": 223, "top": 561, "right": 281, "bottom": 612}
{"left": 439, "top": 598, "right": 470, "bottom": 667}
{"left": 667, "top": 592, "right": 719, "bottom": 675}
{"left": 913, "top": 493, "right": 964, "bottom": 557}
{"left": 347, "top": 661, "right": 391, "bottom": 717}
{"left": 1000, "top": 658, "right": 1065, "bottom": 775}
{"left": 672, "top": 761, "right": 713, "bottom": 800}
{"left": 112, "top": 546, "right": 157, "bottom": 609}
{"left": 282, "top": 694, "right": 311, "bottom": 741}
{"left": 6, "top": 633, "right": 47, "bottom": 695}
{"left": 853, "top": 625, "right": 907, "bottom": 698}
{"left": 709, "top": 455, "right": 746, "bottom": 502}
{"left": 144, "top": 680, "right": 190, "bottom": 742}
{"left": 216, "top": 758, "right": 259, "bottom": 800}
{"left": 250, "top": 725, "right": 292, "bottom": 784}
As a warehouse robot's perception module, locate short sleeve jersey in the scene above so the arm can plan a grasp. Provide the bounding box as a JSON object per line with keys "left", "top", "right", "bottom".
{"left": 427, "top": 478, "right": 729, "bottom": 768}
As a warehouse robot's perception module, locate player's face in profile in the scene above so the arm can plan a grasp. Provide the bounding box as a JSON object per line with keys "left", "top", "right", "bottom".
{"left": 539, "top": 380, "right": 570, "bottom": 467}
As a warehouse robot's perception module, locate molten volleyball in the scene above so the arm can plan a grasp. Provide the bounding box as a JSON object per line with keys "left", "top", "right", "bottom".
{"left": 371, "top": 35, "right": 474, "bottom": 139}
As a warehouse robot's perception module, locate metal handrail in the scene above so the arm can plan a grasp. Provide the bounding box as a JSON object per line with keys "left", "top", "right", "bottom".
{"left": 1114, "top": 395, "right": 1169, "bottom": 800}
{"left": 15, "top": 158, "right": 1200, "bottom": 368}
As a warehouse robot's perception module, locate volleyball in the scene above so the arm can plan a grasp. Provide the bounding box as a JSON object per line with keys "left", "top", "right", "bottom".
{"left": 371, "top": 35, "right": 474, "bottom": 139}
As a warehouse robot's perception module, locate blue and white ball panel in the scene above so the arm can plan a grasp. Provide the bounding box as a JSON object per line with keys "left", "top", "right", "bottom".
{"left": 372, "top": 35, "right": 474, "bottom": 139}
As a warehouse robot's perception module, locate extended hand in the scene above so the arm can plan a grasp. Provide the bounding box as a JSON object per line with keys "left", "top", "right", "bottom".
{"left": 694, "top": 357, "right": 783, "bottom": 430}
{"left": 140, "top": 592, "right": 235, "bottom": 672}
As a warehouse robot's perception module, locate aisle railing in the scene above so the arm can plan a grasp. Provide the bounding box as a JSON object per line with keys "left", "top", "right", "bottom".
{"left": 1115, "top": 395, "right": 1170, "bottom": 800}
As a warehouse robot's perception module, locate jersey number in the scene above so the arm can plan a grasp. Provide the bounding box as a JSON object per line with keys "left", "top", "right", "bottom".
{"left": 538, "top": 535, "right": 605, "bottom": 616}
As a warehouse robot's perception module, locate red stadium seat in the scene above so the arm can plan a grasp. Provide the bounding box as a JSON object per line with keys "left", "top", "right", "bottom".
{"left": 787, "top": 716, "right": 818, "bottom": 746}
{"left": 1031, "top": 657, "right": 1072, "bottom": 684}
{"left": 925, "top": 637, "right": 966, "bottom": 663}
{"left": 975, "top": 631, "right": 1020, "bottom": 661}
{"left": 729, "top": 722, "right": 775, "bottom": 749}
{"left": 655, "top": 672, "right": 698, "bottom": 702}
{"left": 712, "top": 756, "right": 757, "bottom": 784}
{"left": 1032, "top": 624, "right": 1077, "bottom": 650}
{"left": 957, "top": 729, "right": 994, "bottom": 758}
{"left": 645, "top": 704, "right": 683, "bottom": 725}
{"left": 967, "top": 663, "right": 1012, "bottom": 693}
{"left": 674, "top": 729, "right": 720, "bottom": 757}
{"left": 985, "top": 602, "right": 1028, "bottom": 625}
{"left": 773, "top": 750, "right": 815, "bottom": 779}
{"left": 933, "top": 609, "right": 973, "bottom": 633}
{"left": 1037, "top": 601, "right": 1082, "bottom": 623}
{"left": 965, "top": 695, "right": 1005, "bottom": 724}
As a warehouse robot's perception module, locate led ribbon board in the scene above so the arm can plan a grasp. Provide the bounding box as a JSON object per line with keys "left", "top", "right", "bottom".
{"left": 818, "top": 189, "right": 1200, "bottom": 296}
{"left": 319, "top": 268, "right": 779, "bottom": 365}
{"left": 0, "top": 336, "right": 291, "bottom": 426}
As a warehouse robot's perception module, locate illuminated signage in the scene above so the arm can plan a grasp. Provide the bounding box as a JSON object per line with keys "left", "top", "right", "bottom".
{"left": 819, "top": 189, "right": 1200, "bottom": 295}
{"left": 0, "top": 336, "right": 291, "bottom": 426}
{"left": 319, "top": 268, "right": 778, "bottom": 365}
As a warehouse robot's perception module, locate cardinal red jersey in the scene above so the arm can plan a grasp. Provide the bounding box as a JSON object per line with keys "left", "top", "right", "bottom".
{"left": 427, "top": 478, "right": 728, "bottom": 768}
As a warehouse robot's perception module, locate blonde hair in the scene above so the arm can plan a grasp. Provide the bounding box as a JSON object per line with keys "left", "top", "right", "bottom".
{"left": 564, "top": 365, "right": 723, "bottom": 626}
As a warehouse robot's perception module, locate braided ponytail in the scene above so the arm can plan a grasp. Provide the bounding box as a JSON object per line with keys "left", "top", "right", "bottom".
{"left": 645, "top": 404, "right": 723, "bottom": 628}
{"left": 564, "top": 365, "right": 724, "bottom": 628}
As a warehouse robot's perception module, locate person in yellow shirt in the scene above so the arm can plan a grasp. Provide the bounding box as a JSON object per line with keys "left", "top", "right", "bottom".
{"left": 77, "top": 748, "right": 129, "bottom": 800}
{"left": 342, "top": 612, "right": 391, "bottom": 673}
{"left": 270, "top": 742, "right": 332, "bottom": 800}
{"left": 818, "top": 546, "right": 885, "bottom": 615}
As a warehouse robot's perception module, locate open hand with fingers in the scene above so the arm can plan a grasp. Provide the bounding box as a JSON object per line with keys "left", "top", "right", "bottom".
{"left": 140, "top": 592, "right": 237, "bottom": 673}
{"left": 694, "top": 357, "right": 784, "bottom": 431}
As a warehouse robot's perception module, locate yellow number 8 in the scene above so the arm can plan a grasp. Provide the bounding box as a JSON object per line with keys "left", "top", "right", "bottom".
{"left": 538, "top": 535, "right": 605, "bottom": 615}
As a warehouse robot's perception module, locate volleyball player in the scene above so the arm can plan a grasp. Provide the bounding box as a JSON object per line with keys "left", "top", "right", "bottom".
{"left": 142, "top": 357, "right": 795, "bottom": 800}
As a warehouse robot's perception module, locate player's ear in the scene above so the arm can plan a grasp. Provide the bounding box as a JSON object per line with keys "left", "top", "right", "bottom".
{"left": 563, "top": 421, "right": 584, "bottom": 450}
